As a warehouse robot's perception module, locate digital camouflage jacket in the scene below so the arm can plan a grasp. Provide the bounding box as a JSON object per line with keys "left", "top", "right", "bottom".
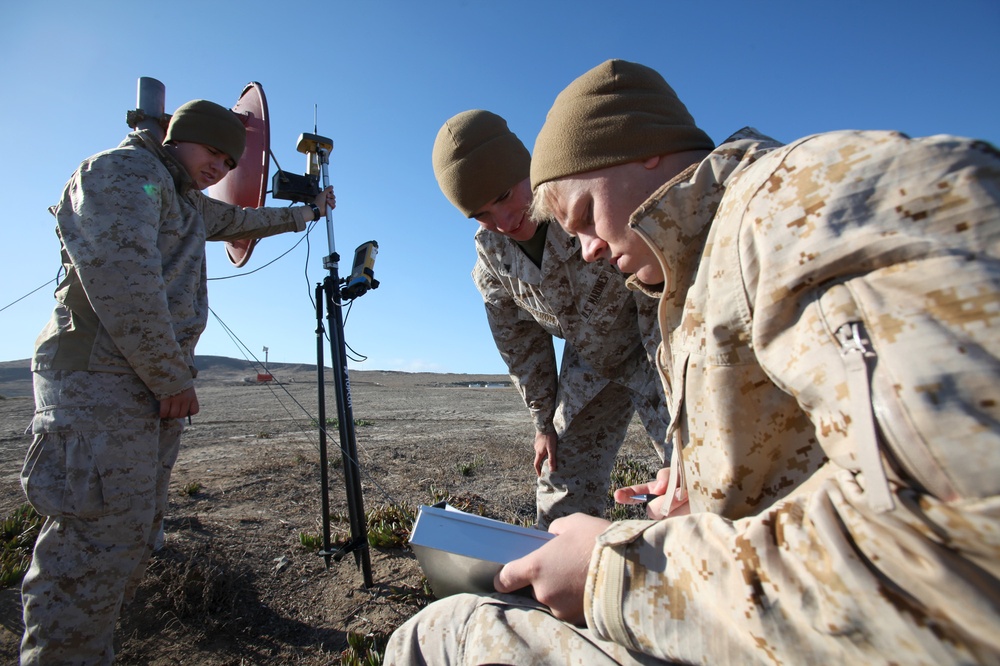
{"left": 472, "top": 223, "right": 663, "bottom": 436}
{"left": 34, "top": 131, "right": 308, "bottom": 399}
{"left": 585, "top": 128, "right": 1000, "bottom": 663}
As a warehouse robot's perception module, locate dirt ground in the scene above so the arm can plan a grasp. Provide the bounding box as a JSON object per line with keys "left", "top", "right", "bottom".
{"left": 0, "top": 356, "right": 660, "bottom": 664}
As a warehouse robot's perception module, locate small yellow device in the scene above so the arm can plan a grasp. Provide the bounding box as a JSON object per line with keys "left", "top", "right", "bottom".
{"left": 343, "top": 241, "right": 379, "bottom": 299}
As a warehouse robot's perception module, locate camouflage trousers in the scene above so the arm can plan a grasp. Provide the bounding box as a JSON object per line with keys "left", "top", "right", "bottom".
{"left": 383, "top": 592, "right": 673, "bottom": 665}
{"left": 537, "top": 379, "right": 637, "bottom": 529}
{"left": 20, "top": 370, "right": 183, "bottom": 665}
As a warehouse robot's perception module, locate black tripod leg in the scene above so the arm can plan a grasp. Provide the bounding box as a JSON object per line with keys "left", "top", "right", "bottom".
{"left": 326, "top": 275, "right": 374, "bottom": 588}
{"left": 315, "top": 282, "right": 332, "bottom": 568}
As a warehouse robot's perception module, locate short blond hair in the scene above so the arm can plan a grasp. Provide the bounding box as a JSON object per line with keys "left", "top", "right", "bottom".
{"left": 528, "top": 178, "right": 587, "bottom": 227}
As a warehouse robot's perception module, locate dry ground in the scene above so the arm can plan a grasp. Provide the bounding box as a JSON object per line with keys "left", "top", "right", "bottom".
{"left": 0, "top": 356, "right": 660, "bottom": 664}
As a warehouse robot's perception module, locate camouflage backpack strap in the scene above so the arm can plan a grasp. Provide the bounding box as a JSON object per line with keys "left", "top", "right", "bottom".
{"left": 819, "top": 282, "right": 959, "bottom": 511}
{"left": 661, "top": 355, "right": 689, "bottom": 514}
{"left": 833, "top": 317, "right": 894, "bottom": 512}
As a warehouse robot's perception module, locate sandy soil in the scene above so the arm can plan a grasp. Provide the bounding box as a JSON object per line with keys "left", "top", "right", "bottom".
{"left": 0, "top": 356, "right": 660, "bottom": 664}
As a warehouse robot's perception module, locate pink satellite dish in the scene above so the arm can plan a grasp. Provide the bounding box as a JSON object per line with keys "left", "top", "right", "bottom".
{"left": 207, "top": 82, "right": 270, "bottom": 267}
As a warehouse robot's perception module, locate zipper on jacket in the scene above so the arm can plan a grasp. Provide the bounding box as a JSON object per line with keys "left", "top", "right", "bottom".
{"left": 835, "top": 321, "right": 895, "bottom": 513}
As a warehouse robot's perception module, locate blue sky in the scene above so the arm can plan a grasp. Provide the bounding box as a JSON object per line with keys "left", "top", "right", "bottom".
{"left": 1, "top": 1, "right": 997, "bottom": 374}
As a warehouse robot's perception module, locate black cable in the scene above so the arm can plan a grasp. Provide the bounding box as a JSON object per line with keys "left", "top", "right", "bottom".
{"left": 208, "top": 217, "right": 317, "bottom": 281}
{"left": 0, "top": 278, "right": 56, "bottom": 314}
{"left": 208, "top": 305, "right": 396, "bottom": 505}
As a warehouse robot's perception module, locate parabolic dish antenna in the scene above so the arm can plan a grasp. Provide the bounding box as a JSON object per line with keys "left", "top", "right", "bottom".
{"left": 207, "top": 81, "right": 270, "bottom": 267}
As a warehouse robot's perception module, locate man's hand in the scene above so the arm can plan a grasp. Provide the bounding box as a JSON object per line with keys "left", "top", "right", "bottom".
{"left": 613, "top": 465, "right": 690, "bottom": 519}
{"left": 494, "top": 513, "right": 610, "bottom": 625}
{"left": 159, "top": 387, "right": 200, "bottom": 420}
{"left": 533, "top": 430, "right": 558, "bottom": 476}
{"left": 314, "top": 185, "right": 336, "bottom": 216}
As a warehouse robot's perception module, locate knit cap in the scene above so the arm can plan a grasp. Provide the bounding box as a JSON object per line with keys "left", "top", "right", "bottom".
{"left": 165, "top": 99, "right": 246, "bottom": 165}
{"left": 531, "top": 59, "right": 714, "bottom": 188}
{"left": 432, "top": 110, "right": 531, "bottom": 217}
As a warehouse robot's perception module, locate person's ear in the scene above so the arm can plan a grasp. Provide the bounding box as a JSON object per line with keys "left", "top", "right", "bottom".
{"left": 642, "top": 155, "right": 661, "bottom": 170}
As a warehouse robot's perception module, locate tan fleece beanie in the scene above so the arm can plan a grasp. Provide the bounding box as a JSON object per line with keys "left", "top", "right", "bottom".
{"left": 432, "top": 110, "right": 531, "bottom": 217}
{"left": 531, "top": 59, "right": 714, "bottom": 188}
{"left": 166, "top": 100, "right": 246, "bottom": 165}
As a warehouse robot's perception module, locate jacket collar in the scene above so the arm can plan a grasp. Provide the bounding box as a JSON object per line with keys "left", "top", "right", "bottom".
{"left": 629, "top": 127, "right": 784, "bottom": 303}
{"left": 123, "top": 130, "right": 197, "bottom": 192}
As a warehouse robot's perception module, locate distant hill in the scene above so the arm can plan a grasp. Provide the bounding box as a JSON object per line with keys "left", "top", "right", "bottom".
{"left": 0, "top": 359, "right": 31, "bottom": 386}
{"left": 0, "top": 356, "right": 323, "bottom": 377}
{"left": 0, "top": 356, "right": 510, "bottom": 399}
{"left": 0, "top": 356, "right": 294, "bottom": 386}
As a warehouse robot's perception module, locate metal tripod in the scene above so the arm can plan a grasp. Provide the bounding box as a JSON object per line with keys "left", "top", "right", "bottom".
{"left": 303, "top": 132, "right": 373, "bottom": 588}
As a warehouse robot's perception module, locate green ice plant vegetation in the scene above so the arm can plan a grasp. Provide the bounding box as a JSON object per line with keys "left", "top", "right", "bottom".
{"left": 328, "top": 502, "right": 418, "bottom": 550}
{"left": 606, "top": 456, "right": 659, "bottom": 521}
{"left": 455, "top": 455, "right": 485, "bottom": 476}
{"left": 0, "top": 504, "right": 42, "bottom": 588}
{"left": 339, "top": 630, "right": 389, "bottom": 665}
{"left": 181, "top": 482, "right": 202, "bottom": 496}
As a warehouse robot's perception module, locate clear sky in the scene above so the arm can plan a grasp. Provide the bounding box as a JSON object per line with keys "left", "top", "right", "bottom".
{"left": 1, "top": 1, "right": 997, "bottom": 374}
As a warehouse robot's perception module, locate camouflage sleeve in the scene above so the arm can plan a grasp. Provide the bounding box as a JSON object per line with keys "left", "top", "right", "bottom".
{"left": 473, "top": 258, "right": 558, "bottom": 433}
{"left": 587, "top": 466, "right": 999, "bottom": 663}
{"left": 197, "top": 193, "right": 307, "bottom": 241}
{"left": 57, "top": 151, "right": 193, "bottom": 397}
{"left": 584, "top": 489, "right": 858, "bottom": 662}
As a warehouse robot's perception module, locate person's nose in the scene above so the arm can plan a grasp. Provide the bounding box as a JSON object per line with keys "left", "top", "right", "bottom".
{"left": 579, "top": 233, "right": 608, "bottom": 263}
{"left": 495, "top": 209, "right": 521, "bottom": 234}
{"left": 203, "top": 163, "right": 221, "bottom": 184}
{"left": 210, "top": 154, "right": 230, "bottom": 179}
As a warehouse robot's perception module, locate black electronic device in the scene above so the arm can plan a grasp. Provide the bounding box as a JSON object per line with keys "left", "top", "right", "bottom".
{"left": 270, "top": 170, "right": 321, "bottom": 203}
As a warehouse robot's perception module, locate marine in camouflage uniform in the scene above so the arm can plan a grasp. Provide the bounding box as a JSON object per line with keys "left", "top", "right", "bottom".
{"left": 21, "top": 100, "right": 328, "bottom": 665}
{"left": 474, "top": 222, "right": 668, "bottom": 525}
{"left": 386, "top": 61, "right": 1000, "bottom": 664}
{"left": 434, "top": 110, "right": 669, "bottom": 529}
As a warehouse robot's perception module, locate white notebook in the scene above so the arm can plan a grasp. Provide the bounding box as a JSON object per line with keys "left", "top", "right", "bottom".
{"left": 408, "top": 503, "right": 554, "bottom": 598}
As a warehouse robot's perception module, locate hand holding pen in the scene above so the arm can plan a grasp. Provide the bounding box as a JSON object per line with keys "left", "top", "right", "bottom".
{"left": 613, "top": 465, "right": 690, "bottom": 519}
